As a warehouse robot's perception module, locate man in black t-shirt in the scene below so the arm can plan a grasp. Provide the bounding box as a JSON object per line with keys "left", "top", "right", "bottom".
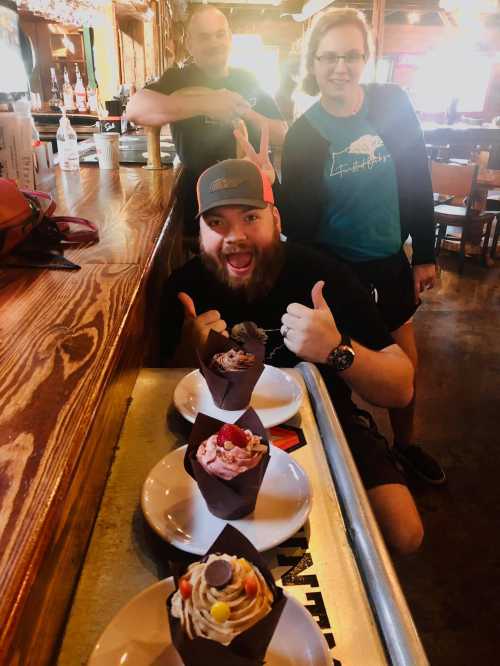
{"left": 126, "top": 5, "right": 286, "bottom": 177}
{"left": 160, "top": 158, "right": 424, "bottom": 555}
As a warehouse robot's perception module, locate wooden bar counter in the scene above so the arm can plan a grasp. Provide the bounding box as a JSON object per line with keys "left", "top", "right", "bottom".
{"left": 0, "top": 165, "right": 174, "bottom": 665}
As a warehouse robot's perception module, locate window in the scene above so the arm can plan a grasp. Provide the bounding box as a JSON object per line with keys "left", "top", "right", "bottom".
{"left": 229, "top": 34, "right": 280, "bottom": 97}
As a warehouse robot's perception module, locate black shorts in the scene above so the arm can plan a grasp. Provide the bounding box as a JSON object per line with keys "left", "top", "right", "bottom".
{"left": 344, "top": 249, "right": 420, "bottom": 333}
{"left": 342, "top": 408, "right": 406, "bottom": 490}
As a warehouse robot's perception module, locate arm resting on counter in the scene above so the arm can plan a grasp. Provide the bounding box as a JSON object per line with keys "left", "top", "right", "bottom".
{"left": 126, "top": 87, "right": 251, "bottom": 127}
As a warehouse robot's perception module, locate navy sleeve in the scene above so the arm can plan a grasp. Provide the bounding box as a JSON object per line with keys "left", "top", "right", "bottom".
{"left": 279, "top": 121, "right": 325, "bottom": 241}
{"left": 394, "top": 88, "right": 435, "bottom": 266}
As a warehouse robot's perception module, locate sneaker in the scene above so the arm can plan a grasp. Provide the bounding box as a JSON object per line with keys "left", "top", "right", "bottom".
{"left": 392, "top": 444, "right": 447, "bottom": 485}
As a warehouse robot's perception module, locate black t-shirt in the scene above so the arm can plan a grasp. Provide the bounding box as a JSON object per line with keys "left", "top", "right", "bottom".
{"left": 146, "top": 64, "right": 283, "bottom": 176}
{"left": 160, "top": 243, "right": 394, "bottom": 423}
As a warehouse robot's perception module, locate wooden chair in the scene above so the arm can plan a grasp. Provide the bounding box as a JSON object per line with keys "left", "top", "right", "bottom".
{"left": 486, "top": 190, "right": 500, "bottom": 260}
{"left": 431, "top": 160, "right": 496, "bottom": 273}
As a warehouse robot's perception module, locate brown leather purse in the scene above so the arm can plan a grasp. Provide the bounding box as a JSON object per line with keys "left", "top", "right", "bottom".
{"left": 0, "top": 177, "right": 99, "bottom": 264}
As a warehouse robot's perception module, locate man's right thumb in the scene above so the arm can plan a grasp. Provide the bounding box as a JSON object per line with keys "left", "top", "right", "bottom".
{"left": 178, "top": 292, "right": 196, "bottom": 318}
{"left": 311, "top": 281, "right": 329, "bottom": 311}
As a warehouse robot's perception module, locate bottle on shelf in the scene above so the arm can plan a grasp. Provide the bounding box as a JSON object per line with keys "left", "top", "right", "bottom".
{"left": 49, "top": 67, "right": 62, "bottom": 111}
{"left": 62, "top": 67, "right": 76, "bottom": 112}
{"left": 56, "top": 108, "right": 79, "bottom": 171}
{"left": 87, "top": 84, "right": 99, "bottom": 113}
{"left": 74, "top": 63, "right": 88, "bottom": 113}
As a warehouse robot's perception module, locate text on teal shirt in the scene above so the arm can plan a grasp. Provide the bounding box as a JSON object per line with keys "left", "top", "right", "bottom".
{"left": 305, "top": 99, "right": 402, "bottom": 262}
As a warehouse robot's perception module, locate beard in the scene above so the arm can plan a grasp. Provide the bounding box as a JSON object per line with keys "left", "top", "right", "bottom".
{"left": 201, "top": 233, "right": 285, "bottom": 303}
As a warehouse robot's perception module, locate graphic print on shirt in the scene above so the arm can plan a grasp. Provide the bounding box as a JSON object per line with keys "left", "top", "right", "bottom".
{"left": 329, "top": 134, "right": 390, "bottom": 178}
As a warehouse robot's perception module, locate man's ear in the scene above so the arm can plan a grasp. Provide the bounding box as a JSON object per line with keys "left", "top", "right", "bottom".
{"left": 272, "top": 205, "right": 282, "bottom": 234}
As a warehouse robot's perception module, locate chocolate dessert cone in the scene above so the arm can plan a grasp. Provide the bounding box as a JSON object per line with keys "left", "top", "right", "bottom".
{"left": 198, "top": 330, "right": 265, "bottom": 411}
{"left": 167, "top": 525, "right": 286, "bottom": 666}
{"left": 185, "top": 410, "right": 269, "bottom": 520}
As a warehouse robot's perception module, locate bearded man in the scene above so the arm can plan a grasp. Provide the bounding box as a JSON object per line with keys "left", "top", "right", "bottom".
{"left": 160, "top": 158, "right": 424, "bottom": 556}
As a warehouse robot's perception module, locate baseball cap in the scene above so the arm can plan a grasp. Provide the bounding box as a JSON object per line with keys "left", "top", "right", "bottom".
{"left": 196, "top": 159, "right": 274, "bottom": 219}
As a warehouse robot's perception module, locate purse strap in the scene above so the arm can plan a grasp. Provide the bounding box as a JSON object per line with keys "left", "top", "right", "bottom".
{"left": 22, "top": 188, "right": 99, "bottom": 244}
{"left": 49, "top": 216, "right": 99, "bottom": 243}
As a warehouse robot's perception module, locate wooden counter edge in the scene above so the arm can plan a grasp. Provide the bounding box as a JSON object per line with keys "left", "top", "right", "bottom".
{"left": 2, "top": 218, "right": 171, "bottom": 666}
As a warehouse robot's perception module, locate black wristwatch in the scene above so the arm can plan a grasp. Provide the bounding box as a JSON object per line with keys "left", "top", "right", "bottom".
{"left": 326, "top": 332, "right": 355, "bottom": 372}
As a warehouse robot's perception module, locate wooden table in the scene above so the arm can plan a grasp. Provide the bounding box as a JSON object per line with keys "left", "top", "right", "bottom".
{"left": 0, "top": 165, "right": 175, "bottom": 665}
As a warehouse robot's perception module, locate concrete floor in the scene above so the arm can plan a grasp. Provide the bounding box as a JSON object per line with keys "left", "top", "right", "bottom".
{"left": 368, "top": 252, "right": 500, "bottom": 666}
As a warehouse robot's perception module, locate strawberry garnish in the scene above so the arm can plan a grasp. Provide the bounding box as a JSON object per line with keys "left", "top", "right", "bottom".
{"left": 217, "top": 424, "right": 248, "bottom": 448}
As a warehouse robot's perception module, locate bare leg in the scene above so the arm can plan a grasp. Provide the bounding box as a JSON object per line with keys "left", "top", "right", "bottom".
{"left": 389, "top": 320, "right": 418, "bottom": 445}
{"left": 367, "top": 483, "right": 424, "bottom": 555}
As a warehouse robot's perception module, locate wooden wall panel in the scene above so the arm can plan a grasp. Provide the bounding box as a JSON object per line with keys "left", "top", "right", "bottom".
{"left": 118, "top": 18, "right": 146, "bottom": 87}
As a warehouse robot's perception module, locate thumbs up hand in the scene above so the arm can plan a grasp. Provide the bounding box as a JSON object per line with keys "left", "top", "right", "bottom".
{"left": 178, "top": 291, "right": 197, "bottom": 319}
{"left": 280, "top": 281, "right": 341, "bottom": 363}
{"left": 178, "top": 291, "right": 229, "bottom": 352}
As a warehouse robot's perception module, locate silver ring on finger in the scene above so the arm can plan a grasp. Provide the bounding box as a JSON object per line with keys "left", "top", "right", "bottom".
{"left": 281, "top": 325, "right": 289, "bottom": 338}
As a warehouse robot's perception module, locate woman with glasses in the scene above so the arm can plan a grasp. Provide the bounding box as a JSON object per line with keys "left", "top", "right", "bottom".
{"left": 279, "top": 8, "right": 445, "bottom": 487}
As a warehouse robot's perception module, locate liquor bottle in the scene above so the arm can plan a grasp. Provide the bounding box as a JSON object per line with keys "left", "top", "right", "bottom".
{"left": 56, "top": 108, "right": 79, "bottom": 171}
{"left": 74, "top": 63, "right": 88, "bottom": 112}
{"left": 49, "top": 67, "right": 62, "bottom": 111}
{"left": 62, "top": 67, "right": 76, "bottom": 112}
{"left": 87, "top": 85, "right": 98, "bottom": 113}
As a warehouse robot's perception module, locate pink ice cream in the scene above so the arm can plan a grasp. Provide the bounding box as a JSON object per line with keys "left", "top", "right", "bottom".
{"left": 196, "top": 429, "right": 267, "bottom": 481}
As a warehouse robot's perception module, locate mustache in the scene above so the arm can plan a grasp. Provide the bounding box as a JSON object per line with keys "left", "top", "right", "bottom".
{"left": 222, "top": 244, "right": 253, "bottom": 256}
{"left": 200, "top": 236, "right": 284, "bottom": 303}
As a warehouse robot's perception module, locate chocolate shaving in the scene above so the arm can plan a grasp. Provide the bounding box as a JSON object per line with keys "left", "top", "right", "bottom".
{"left": 198, "top": 330, "right": 265, "bottom": 411}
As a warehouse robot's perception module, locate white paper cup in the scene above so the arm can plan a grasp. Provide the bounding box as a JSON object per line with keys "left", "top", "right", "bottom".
{"left": 93, "top": 132, "right": 120, "bottom": 170}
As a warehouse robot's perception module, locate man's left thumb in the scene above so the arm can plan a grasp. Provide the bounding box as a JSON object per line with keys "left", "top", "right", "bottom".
{"left": 311, "top": 280, "right": 329, "bottom": 310}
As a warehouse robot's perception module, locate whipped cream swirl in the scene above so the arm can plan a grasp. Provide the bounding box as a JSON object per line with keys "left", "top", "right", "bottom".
{"left": 196, "top": 431, "right": 266, "bottom": 481}
{"left": 171, "top": 554, "right": 273, "bottom": 645}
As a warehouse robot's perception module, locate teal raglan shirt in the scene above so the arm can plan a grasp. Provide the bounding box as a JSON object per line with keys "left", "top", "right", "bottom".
{"left": 305, "top": 97, "right": 402, "bottom": 262}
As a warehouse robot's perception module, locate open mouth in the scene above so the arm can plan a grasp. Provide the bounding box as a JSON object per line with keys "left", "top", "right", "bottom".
{"left": 224, "top": 251, "right": 254, "bottom": 276}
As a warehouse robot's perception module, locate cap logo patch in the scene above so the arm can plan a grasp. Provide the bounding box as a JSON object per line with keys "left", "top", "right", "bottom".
{"left": 209, "top": 177, "right": 246, "bottom": 193}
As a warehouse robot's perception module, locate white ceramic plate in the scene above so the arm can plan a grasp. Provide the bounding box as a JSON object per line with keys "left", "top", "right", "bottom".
{"left": 173, "top": 366, "right": 303, "bottom": 428}
{"left": 89, "top": 577, "right": 331, "bottom": 666}
{"left": 141, "top": 445, "right": 312, "bottom": 555}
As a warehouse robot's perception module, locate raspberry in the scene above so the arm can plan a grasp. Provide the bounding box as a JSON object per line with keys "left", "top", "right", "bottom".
{"left": 216, "top": 424, "right": 248, "bottom": 448}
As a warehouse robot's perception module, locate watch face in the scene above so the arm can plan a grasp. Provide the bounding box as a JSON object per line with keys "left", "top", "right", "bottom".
{"left": 328, "top": 345, "right": 355, "bottom": 372}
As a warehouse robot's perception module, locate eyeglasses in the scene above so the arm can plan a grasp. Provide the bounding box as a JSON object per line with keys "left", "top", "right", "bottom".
{"left": 315, "top": 52, "right": 366, "bottom": 67}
